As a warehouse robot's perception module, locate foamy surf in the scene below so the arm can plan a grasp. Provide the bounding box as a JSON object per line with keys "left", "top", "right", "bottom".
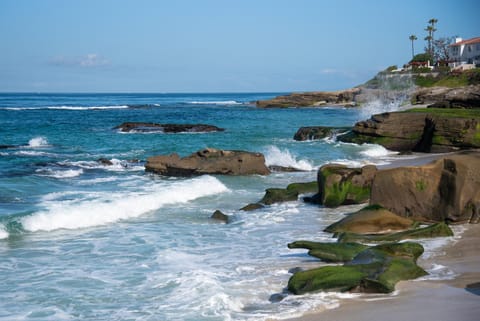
{"left": 28, "top": 136, "right": 49, "bottom": 148}
{"left": 35, "top": 168, "right": 84, "bottom": 179}
{"left": 21, "top": 175, "right": 229, "bottom": 232}
{"left": 264, "top": 146, "right": 314, "bottom": 171}
{"left": 0, "top": 224, "right": 9, "bottom": 239}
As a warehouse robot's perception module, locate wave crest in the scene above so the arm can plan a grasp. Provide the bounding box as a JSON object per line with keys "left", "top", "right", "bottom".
{"left": 21, "top": 175, "right": 229, "bottom": 232}
{"left": 264, "top": 146, "right": 314, "bottom": 171}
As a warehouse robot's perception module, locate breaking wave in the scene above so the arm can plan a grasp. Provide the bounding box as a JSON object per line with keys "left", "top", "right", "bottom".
{"left": 264, "top": 146, "right": 314, "bottom": 171}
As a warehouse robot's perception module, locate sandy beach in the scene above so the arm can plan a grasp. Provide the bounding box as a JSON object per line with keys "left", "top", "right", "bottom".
{"left": 284, "top": 222, "right": 480, "bottom": 321}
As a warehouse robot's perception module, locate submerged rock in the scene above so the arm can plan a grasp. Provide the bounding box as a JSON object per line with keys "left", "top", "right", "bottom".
{"left": 114, "top": 122, "right": 225, "bottom": 133}
{"left": 211, "top": 210, "right": 229, "bottom": 223}
{"left": 145, "top": 148, "right": 270, "bottom": 176}
{"left": 259, "top": 181, "right": 318, "bottom": 205}
{"left": 370, "top": 151, "right": 480, "bottom": 223}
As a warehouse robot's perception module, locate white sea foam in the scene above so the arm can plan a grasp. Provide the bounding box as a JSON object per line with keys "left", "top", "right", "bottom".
{"left": 21, "top": 175, "right": 229, "bottom": 232}
{"left": 359, "top": 143, "right": 397, "bottom": 158}
{"left": 264, "top": 146, "right": 314, "bottom": 171}
{"left": 28, "top": 136, "right": 49, "bottom": 148}
{"left": 63, "top": 159, "right": 143, "bottom": 172}
{"left": 0, "top": 224, "right": 9, "bottom": 239}
{"left": 36, "top": 168, "right": 84, "bottom": 179}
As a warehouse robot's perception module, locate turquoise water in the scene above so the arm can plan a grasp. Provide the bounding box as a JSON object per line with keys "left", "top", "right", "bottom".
{"left": 0, "top": 93, "right": 450, "bottom": 320}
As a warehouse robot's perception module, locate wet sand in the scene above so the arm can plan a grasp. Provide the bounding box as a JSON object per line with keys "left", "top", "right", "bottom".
{"left": 285, "top": 223, "right": 480, "bottom": 321}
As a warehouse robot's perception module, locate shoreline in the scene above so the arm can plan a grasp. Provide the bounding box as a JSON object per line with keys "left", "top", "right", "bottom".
{"left": 283, "top": 222, "right": 480, "bottom": 321}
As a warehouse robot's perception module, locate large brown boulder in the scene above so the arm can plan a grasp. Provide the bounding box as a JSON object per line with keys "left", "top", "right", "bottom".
{"left": 256, "top": 88, "right": 361, "bottom": 108}
{"left": 324, "top": 205, "right": 415, "bottom": 234}
{"left": 370, "top": 151, "right": 480, "bottom": 223}
{"left": 145, "top": 148, "right": 270, "bottom": 176}
{"left": 313, "top": 164, "right": 377, "bottom": 207}
{"left": 340, "top": 108, "right": 480, "bottom": 152}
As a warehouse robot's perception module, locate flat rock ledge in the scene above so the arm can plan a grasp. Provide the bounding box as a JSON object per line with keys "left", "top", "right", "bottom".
{"left": 256, "top": 88, "right": 361, "bottom": 108}
{"left": 145, "top": 148, "right": 270, "bottom": 176}
{"left": 115, "top": 122, "right": 224, "bottom": 133}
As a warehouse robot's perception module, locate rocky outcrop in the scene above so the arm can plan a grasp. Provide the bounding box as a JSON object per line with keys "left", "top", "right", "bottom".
{"left": 115, "top": 122, "right": 224, "bottom": 133}
{"left": 412, "top": 85, "right": 480, "bottom": 108}
{"left": 339, "top": 108, "right": 480, "bottom": 152}
{"left": 145, "top": 148, "right": 270, "bottom": 176}
{"left": 312, "top": 164, "right": 377, "bottom": 207}
{"left": 256, "top": 88, "right": 361, "bottom": 108}
{"left": 293, "top": 126, "right": 350, "bottom": 141}
{"left": 324, "top": 205, "right": 415, "bottom": 234}
{"left": 288, "top": 242, "right": 427, "bottom": 294}
{"left": 259, "top": 181, "right": 318, "bottom": 205}
{"left": 370, "top": 151, "right": 480, "bottom": 224}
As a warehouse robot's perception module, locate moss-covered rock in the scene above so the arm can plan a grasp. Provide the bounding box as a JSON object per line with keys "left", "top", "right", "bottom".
{"left": 324, "top": 205, "right": 415, "bottom": 234}
{"left": 259, "top": 181, "right": 318, "bottom": 205}
{"left": 337, "top": 222, "right": 453, "bottom": 243}
{"left": 288, "top": 241, "right": 368, "bottom": 262}
{"left": 260, "top": 188, "right": 298, "bottom": 205}
{"left": 288, "top": 242, "right": 427, "bottom": 295}
{"left": 315, "top": 164, "right": 377, "bottom": 207}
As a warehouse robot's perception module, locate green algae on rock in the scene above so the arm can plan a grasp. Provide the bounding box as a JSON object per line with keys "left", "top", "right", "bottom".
{"left": 288, "top": 241, "right": 369, "bottom": 262}
{"left": 288, "top": 242, "right": 427, "bottom": 295}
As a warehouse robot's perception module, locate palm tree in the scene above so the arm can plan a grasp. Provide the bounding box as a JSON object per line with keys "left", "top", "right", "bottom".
{"left": 425, "top": 19, "right": 438, "bottom": 59}
{"left": 409, "top": 35, "right": 417, "bottom": 59}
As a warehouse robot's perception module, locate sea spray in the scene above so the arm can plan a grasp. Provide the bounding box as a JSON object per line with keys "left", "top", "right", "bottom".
{"left": 0, "top": 224, "right": 8, "bottom": 239}
{"left": 21, "top": 175, "right": 229, "bottom": 232}
{"left": 264, "top": 146, "right": 314, "bottom": 171}
{"left": 28, "top": 136, "right": 49, "bottom": 148}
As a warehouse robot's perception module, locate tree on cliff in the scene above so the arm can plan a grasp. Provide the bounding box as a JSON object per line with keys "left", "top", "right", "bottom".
{"left": 433, "top": 36, "right": 455, "bottom": 63}
{"left": 424, "top": 18, "right": 438, "bottom": 61}
{"left": 409, "top": 35, "right": 418, "bottom": 59}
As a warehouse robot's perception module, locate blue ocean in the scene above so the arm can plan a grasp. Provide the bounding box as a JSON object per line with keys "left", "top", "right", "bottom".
{"left": 0, "top": 93, "right": 456, "bottom": 320}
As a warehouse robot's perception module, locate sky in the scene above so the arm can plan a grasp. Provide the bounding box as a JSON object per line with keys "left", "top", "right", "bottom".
{"left": 0, "top": 0, "right": 479, "bottom": 93}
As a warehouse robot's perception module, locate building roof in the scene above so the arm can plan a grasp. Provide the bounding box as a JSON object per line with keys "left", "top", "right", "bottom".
{"left": 450, "top": 37, "right": 480, "bottom": 47}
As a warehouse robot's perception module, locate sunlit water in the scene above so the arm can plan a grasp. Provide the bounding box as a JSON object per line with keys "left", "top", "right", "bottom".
{"left": 0, "top": 93, "right": 455, "bottom": 320}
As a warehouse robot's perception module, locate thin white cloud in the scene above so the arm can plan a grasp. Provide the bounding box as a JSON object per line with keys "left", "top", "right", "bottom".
{"left": 50, "top": 54, "right": 110, "bottom": 68}
{"left": 320, "top": 68, "right": 339, "bottom": 74}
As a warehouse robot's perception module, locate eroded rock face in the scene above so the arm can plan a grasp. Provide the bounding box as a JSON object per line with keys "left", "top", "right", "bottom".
{"left": 114, "top": 122, "right": 224, "bottom": 133}
{"left": 370, "top": 151, "right": 480, "bottom": 223}
{"left": 256, "top": 88, "right": 361, "bottom": 108}
{"left": 145, "top": 148, "right": 270, "bottom": 176}
{"left": 340, "top": 109, "right": 480, "bottom": 152}
{"left": 412, "top": 85, "right": 480, "bottom": 108}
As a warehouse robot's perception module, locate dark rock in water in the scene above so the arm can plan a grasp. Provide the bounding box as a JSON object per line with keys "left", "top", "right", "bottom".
{"left": 259, "top": 181, "right": 318, "bottom": 205}
{"left": 269, "top": 293, "right": 286, "bottom": 303}
{"left": 97, "top": 158, "right": 114, "bottom": 166}
{"left": 370, "top": 151, "right": 480, "bottom": 223}
{"left": 293, "top": 126, "right": 350, "bottom": 141}
{"left": 211, "top": 210, "right": 229, "bottom": 223}
{"left": 339, "top": 108, "right": 480, "bottom": 152}
{"left": 145, "top": 148, "right": 270, "bottom": 176}
{"left": 114, "top": 122, "right": 225, "bottom": 133}
{"left": 0, "top": 145, "right": 17, "bottom": 149}
{"left": 313, "top": 164, "right": 377, "bottom": 207}
{"left": 240, "top": 203, "right": 264, "bottom": 211}
{"left": 288, "top": 242, "right": 427, "bottom": 295}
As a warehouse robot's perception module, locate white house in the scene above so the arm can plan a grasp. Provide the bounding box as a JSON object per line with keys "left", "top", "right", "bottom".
{"left": 449, "top": 36, "right": 480, "bottom": 68}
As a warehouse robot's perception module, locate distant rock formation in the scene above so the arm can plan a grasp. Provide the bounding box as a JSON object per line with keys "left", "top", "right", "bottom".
{"left": 412, "top": 84, "right": 480, "bottom": 108}
{"left": 114, "top": 122, "right": 224, "bottom": 133}
{"left": 256, "top": 88, "right": 361, "bottom": 108}
{"left": 145, "top": 148, "right": 270, "bottom": 176}
{"left": 339, "top": 108, "right": 480, "bottom": 152}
